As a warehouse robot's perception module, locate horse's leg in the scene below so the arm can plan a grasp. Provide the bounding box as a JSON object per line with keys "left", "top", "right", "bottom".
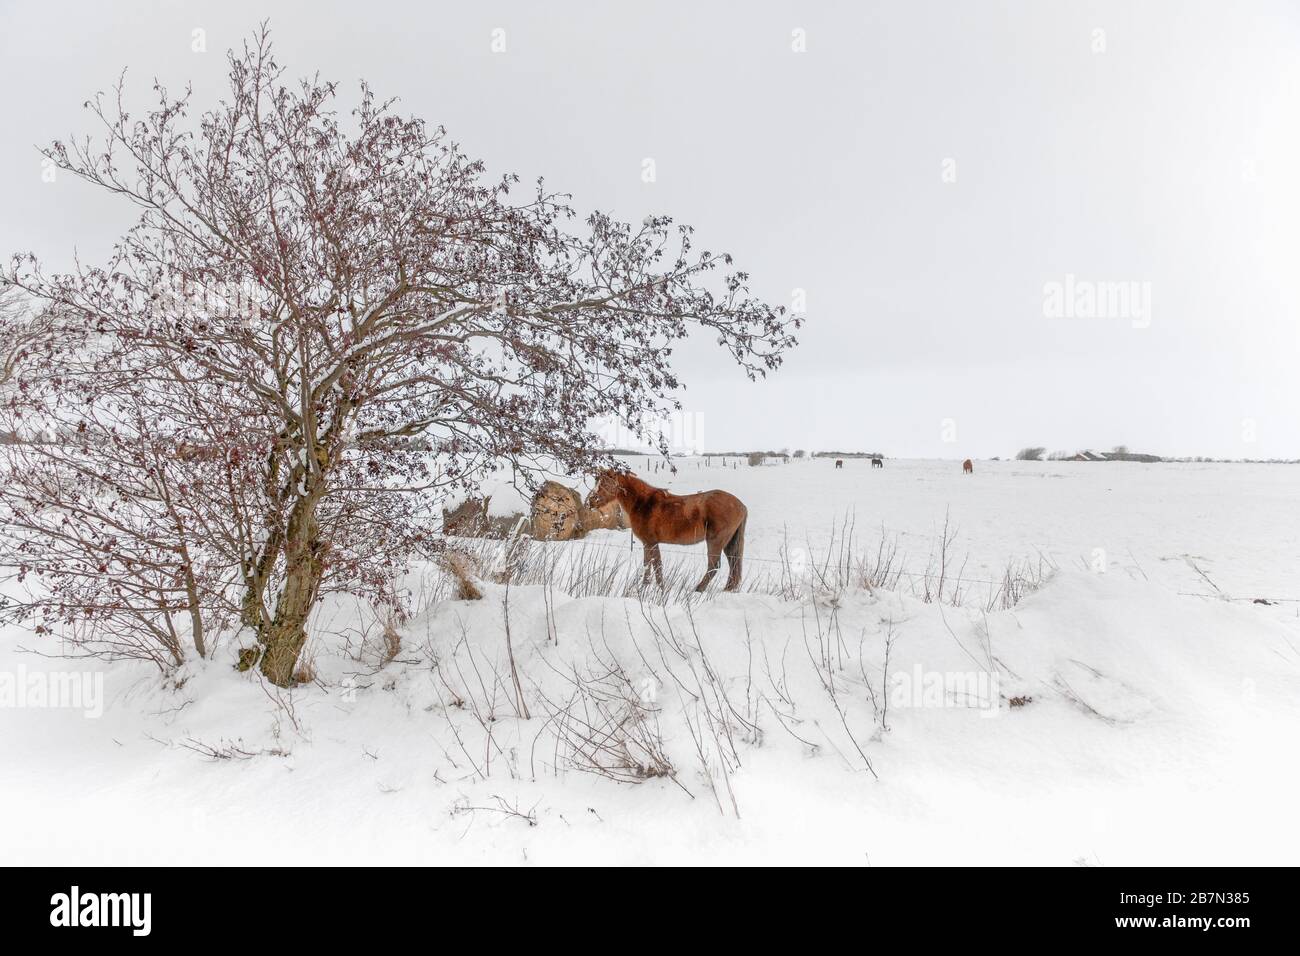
{"left": 723, "top": 518, "right": 746, "bottom": 591}
{"left": 641, "top": 542, "right": 657, "bottom": 587}
{"left": 695, "top": 537, "right": 723, "bottom": 592}
{"left": 650, "top": 543, "right": 665, "bottom": 588}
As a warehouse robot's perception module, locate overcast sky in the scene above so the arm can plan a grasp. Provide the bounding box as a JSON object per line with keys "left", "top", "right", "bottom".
{"left": 2, "top": 0, "right": 1297, "bottom": 458}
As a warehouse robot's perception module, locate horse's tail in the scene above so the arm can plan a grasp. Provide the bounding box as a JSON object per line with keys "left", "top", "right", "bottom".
{"left": 725, "top": 514, "right": 746, "bottom": 562}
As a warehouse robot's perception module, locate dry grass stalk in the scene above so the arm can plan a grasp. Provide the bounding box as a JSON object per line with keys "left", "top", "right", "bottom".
{"left": 438, "top": 549, "right": 484, "bottom": 601}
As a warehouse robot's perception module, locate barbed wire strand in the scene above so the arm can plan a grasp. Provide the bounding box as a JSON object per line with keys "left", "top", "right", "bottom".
{"left": 464, "top": 532, "right": 1297, "bottom": 602}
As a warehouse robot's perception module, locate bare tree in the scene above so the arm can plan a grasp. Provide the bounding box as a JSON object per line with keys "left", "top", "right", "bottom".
{"left": 0, "top": 288, "right": 56, "bottom": 393}
{"left": 1, "top": 27, "right": 798, "bottom": 684}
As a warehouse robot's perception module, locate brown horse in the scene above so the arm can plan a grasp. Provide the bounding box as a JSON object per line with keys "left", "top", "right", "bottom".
{"left": 587, "top": 469, "right": 747, "bottom": 592}
{"left": 963, "top": 458, "right": 973, "bottom": 474}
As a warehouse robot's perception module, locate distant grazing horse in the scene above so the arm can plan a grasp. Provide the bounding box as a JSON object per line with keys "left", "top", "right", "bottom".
{"left": 963, "top": 458, "right": 973, "bottom": 474}
{"left": 871, "top": 458, "right": 883, "bottom": 469}
{"left": 834, "top": 459, "right": 843, "bottom": 469}
{"left": 587, "top": 469, "right": 747, "bottom": 591}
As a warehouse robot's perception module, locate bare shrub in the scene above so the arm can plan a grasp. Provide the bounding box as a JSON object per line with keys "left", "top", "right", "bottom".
{"left": 427, "top": 623, "right": 528, "bottom": 781}
{"left": 450, "top": 795, "right": 538, "bottom": 827}
{"left": 533, "top": 650, "right": 677, "bottom": 785}
{"left": 985, "top": 555, "right": 1055, "bottom": 611}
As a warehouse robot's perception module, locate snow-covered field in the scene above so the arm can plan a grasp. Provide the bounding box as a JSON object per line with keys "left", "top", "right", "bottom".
{"left": 488, "top": 456, "right": 1300, "bottom": 600}
{"left": 3, "top": 458, "right": 1299, "bottom": 865}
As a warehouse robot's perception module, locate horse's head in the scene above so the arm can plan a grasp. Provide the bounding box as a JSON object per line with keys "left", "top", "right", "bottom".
{"left": 586, "top": 469, "right": 624, "bottom": 510}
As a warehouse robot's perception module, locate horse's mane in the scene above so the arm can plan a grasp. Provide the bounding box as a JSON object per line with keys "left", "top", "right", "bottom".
{"left": 611, "top": 470, "right": 667, "bottom": 500}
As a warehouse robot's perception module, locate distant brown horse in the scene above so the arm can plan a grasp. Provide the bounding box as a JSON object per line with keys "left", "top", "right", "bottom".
{"left": 834, "top": 459, "right": 843, "bottom": 469}
{"left": 963, "top": 458, "right": 973, "bottom": 474}
{"left": 871, "top": 457, "right": 883, "bottom": 469}
{"left": 587, "top": 469, "right": 747, "bottom": 591}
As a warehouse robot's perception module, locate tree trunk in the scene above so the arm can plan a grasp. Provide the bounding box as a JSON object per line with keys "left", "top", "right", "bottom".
{"left": 178, "top": 548, "right": 206, "bottom": 659}
{"left": 240, "top": 524, "right": 282, "bottom": 630}
{"left": 258, "top": 494, "right": 324, "bottom": 686}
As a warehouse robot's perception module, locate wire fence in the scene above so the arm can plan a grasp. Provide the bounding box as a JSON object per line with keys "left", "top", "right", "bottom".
{"left": 460, "top": 526, "right": 1300, "bottom": 605}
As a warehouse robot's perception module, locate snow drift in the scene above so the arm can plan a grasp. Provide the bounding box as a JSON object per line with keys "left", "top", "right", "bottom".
{"left": 3, "top": 563, "right": 1298, "bottom": 865}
